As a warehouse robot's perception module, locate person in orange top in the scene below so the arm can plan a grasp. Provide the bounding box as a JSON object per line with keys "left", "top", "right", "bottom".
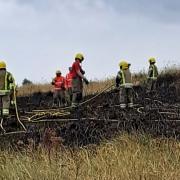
{"left": 65, "top": 67, "right": 73, "bottom": 106}
{"left": 51, "top": 70, "right": 65, "bottom": 107}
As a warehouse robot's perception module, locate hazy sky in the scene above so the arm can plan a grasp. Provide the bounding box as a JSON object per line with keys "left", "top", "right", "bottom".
{"left": 0, "top": 0, "right": 180, "bottom": 84}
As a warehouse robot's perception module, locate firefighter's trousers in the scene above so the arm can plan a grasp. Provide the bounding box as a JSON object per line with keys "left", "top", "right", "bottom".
{"left": 0, "top": 94, "right": 10, "bottom": 117}
{"left": 53, "top": 90, "right": 65, "bottom": 107}
{"left": 72, "top": 77, "right": 83, "bottom": 107}
{"left": 147, "top": 78, "right": 157, "bottom": 93}
{"left": 65, "top": 88, "right": 73, "bottom": 106}
{"left": 119, "top": 87, "right": 133, "bottom": 108}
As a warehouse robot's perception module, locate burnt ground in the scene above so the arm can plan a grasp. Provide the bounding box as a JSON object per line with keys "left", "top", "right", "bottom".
{"left": 0, "top": 74, "right": 180, "bottom": 149}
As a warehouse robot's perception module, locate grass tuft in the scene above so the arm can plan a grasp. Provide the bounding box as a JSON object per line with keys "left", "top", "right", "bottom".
{"left": 0, "top": 133, "right": 180, "bottom": 180}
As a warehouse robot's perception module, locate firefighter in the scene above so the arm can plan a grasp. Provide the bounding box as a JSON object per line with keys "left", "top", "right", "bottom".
{"left": 65, "top": 67, "right": 73, "bottom": 106}
{"left": 116, "top": 60, "right": 133, "bottom": 108}
{"left": 71, "top": 53, "right": 89, "bottom": 107}
{"left": 0, "top": 61, "right": 15, "bottom": 117}
{"left": 147, "top": 57, "right": 158, "bottom": 93}
{"left": 51, "top": 70, "right": 65, "bottom": 107}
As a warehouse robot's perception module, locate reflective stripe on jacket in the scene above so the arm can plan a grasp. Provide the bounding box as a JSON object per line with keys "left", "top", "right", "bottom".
{"left": 65, "top": 73, "right": 73, "bottom": 89}
{"left": 116, "top": 69, "right": 133, "bottom": 88}
{"left": 52, "top": 76, "right": 65, "bottom": 90}
{"left": 0, "top": 70, "right": 15, "bottom": 94}
{"left": 148, "top": 64, "right": 158, "bottom": 79}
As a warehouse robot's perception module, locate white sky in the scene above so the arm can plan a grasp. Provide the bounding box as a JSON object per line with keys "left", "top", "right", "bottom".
{"left": 0, "top": 0, "right": 180, "bottom": 85}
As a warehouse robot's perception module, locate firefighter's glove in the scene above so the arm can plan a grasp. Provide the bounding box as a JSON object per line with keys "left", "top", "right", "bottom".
{"left": 81, "top": 69, "right": 85, "bottom": 75}
{"left": 83, "top": 78, "right": 89, "bottom": 85}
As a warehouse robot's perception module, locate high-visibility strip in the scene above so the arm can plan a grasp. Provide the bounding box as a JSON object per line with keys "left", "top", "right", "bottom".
{"left": 0, "top": 90, "right": 10, "bottom": 94}
{"left": 2, "top": 109, "right": 9, "bottom": 116}
{"left": 0, "top": 72, "right": 12, "bottom": 95}
{"left": 54, "top": 88, "right": 63, "bottom": 90}
{"left": 120, "top": 104, "right": 126, "bottom": 108}
{"left": 151, "top": 77, "right": 157, "bottom": 80}
{"left": 5, "top": 72, "right": 8, "bottom": 90}
{"left": 148, "top": 65, "right": 157, "bottom": 80}
{"left": 120, "top": 83, "right": 133, "bottom": 88}
{"left": 121, "top": 70, "right": 125, "bottom": 85}
{"left": 149, "top": 65, "right": 157, "bottom": 80}
{"left": 128, "top": 103, "right": 133, "bottom": 108}
{"left": 152, "top": 65, "right": 155, "bottom": 78}
{"left": 120, "top": 70, "right": 133, "bottom": 88}
{"left": 124, "top": 83, "right": 133, "bottom": 88}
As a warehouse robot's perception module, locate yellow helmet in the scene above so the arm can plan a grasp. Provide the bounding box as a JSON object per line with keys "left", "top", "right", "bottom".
{"left": 0, "top": 61, "right": 6, "bottom": 69}
{"left": 75, "top": 53, "right": 84, "bottom": 61}
{"left": 149, "top": 57, "right": 156, "bottom": 63}
{"left": 119, "top": 60, "right": 129, "bottom": 70}
{"left": 56, "top": 70, "right": 61, "bottom": 74}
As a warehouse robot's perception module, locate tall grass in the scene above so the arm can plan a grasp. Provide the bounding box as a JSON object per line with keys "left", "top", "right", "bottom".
{"left": 17, "top": 67, "right": 180, "bottom": 97}
{"left": 17, "top": 79, "right": 115, "bottom": 97}
{"left": 17, "top": 83, "right": 52, "bottom": 97}
{"left": 2, "top": 67, "right": 180, "bottom": 179}
{"left": 0, "top": 133, "right": 180, "bottom": 180}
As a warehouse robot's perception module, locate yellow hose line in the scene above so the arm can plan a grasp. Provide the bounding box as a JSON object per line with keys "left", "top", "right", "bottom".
{"left": 14, "top": 86, "right": 27, "bottom": 132}
{"left": 0, "top": 118, "right": 6, "bottom": 133}
{"left": 32, "top": 108, "right": 59, "bottom": 112}
{"left": 79, "top": 84, "right": 114, "bottom": 107}
{"left": 28, "top": 111, "right": 71, "bottom": 121}
{"left": 28, "top": 111, "right": 69, "bottom": 119}
{"left": 24, "top": 84, "right": 113, "bottom": 123}
{"left": 1, "top": 131, "right": 26, "bottom": 136}
{"left": 29, "top": 113, "right": 70, "bottom": 122}
{"left": 29, "top": 115, "right": 47, "bottom": 122}
{"left": 29, "top": 112, "right": 46, "bottom": 119}
{"left": 32, "top": 108, "right": 70, "bottom": 113}
{"left": 32, "top": 84, "right": 114, "bottom": 113}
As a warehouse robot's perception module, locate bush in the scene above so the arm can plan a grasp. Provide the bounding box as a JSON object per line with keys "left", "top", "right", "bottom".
{"left": 22, "top": 78, "right": 33, "bottom": 86}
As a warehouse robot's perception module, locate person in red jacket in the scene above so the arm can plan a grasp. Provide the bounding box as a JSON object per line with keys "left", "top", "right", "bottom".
{"left": 65, "top": 67, "right": 73, "bottom": 106}
{"left": 51, "top": 70, "right": 65, "bottom": 107}
{"left": 71, "top": 53, "right": 89, "bottom": 107}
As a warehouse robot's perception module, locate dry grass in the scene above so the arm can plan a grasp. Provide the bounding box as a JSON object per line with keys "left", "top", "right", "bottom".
{"left": 0, "top": 133, "right": 180, "bottom": 180}
{"left": 160, "top": 65, "right": 180, "bottom": 76}
{"left": 17, "top": 78, "right": 115, "bottom": 97}
{"left": 17, "top": 67, "right": 180, "bottom": 97}
{"left": 16, "top": 76, "right": 142, "bottom": 97}
{"left": 83, "top": 78, "right": 114, "bottom": 96}
{"left": 17, "top": 83, "right": 52, "bottom": 97}
{"left": 4, "top": 67, "right": 179, "bottom": 180}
